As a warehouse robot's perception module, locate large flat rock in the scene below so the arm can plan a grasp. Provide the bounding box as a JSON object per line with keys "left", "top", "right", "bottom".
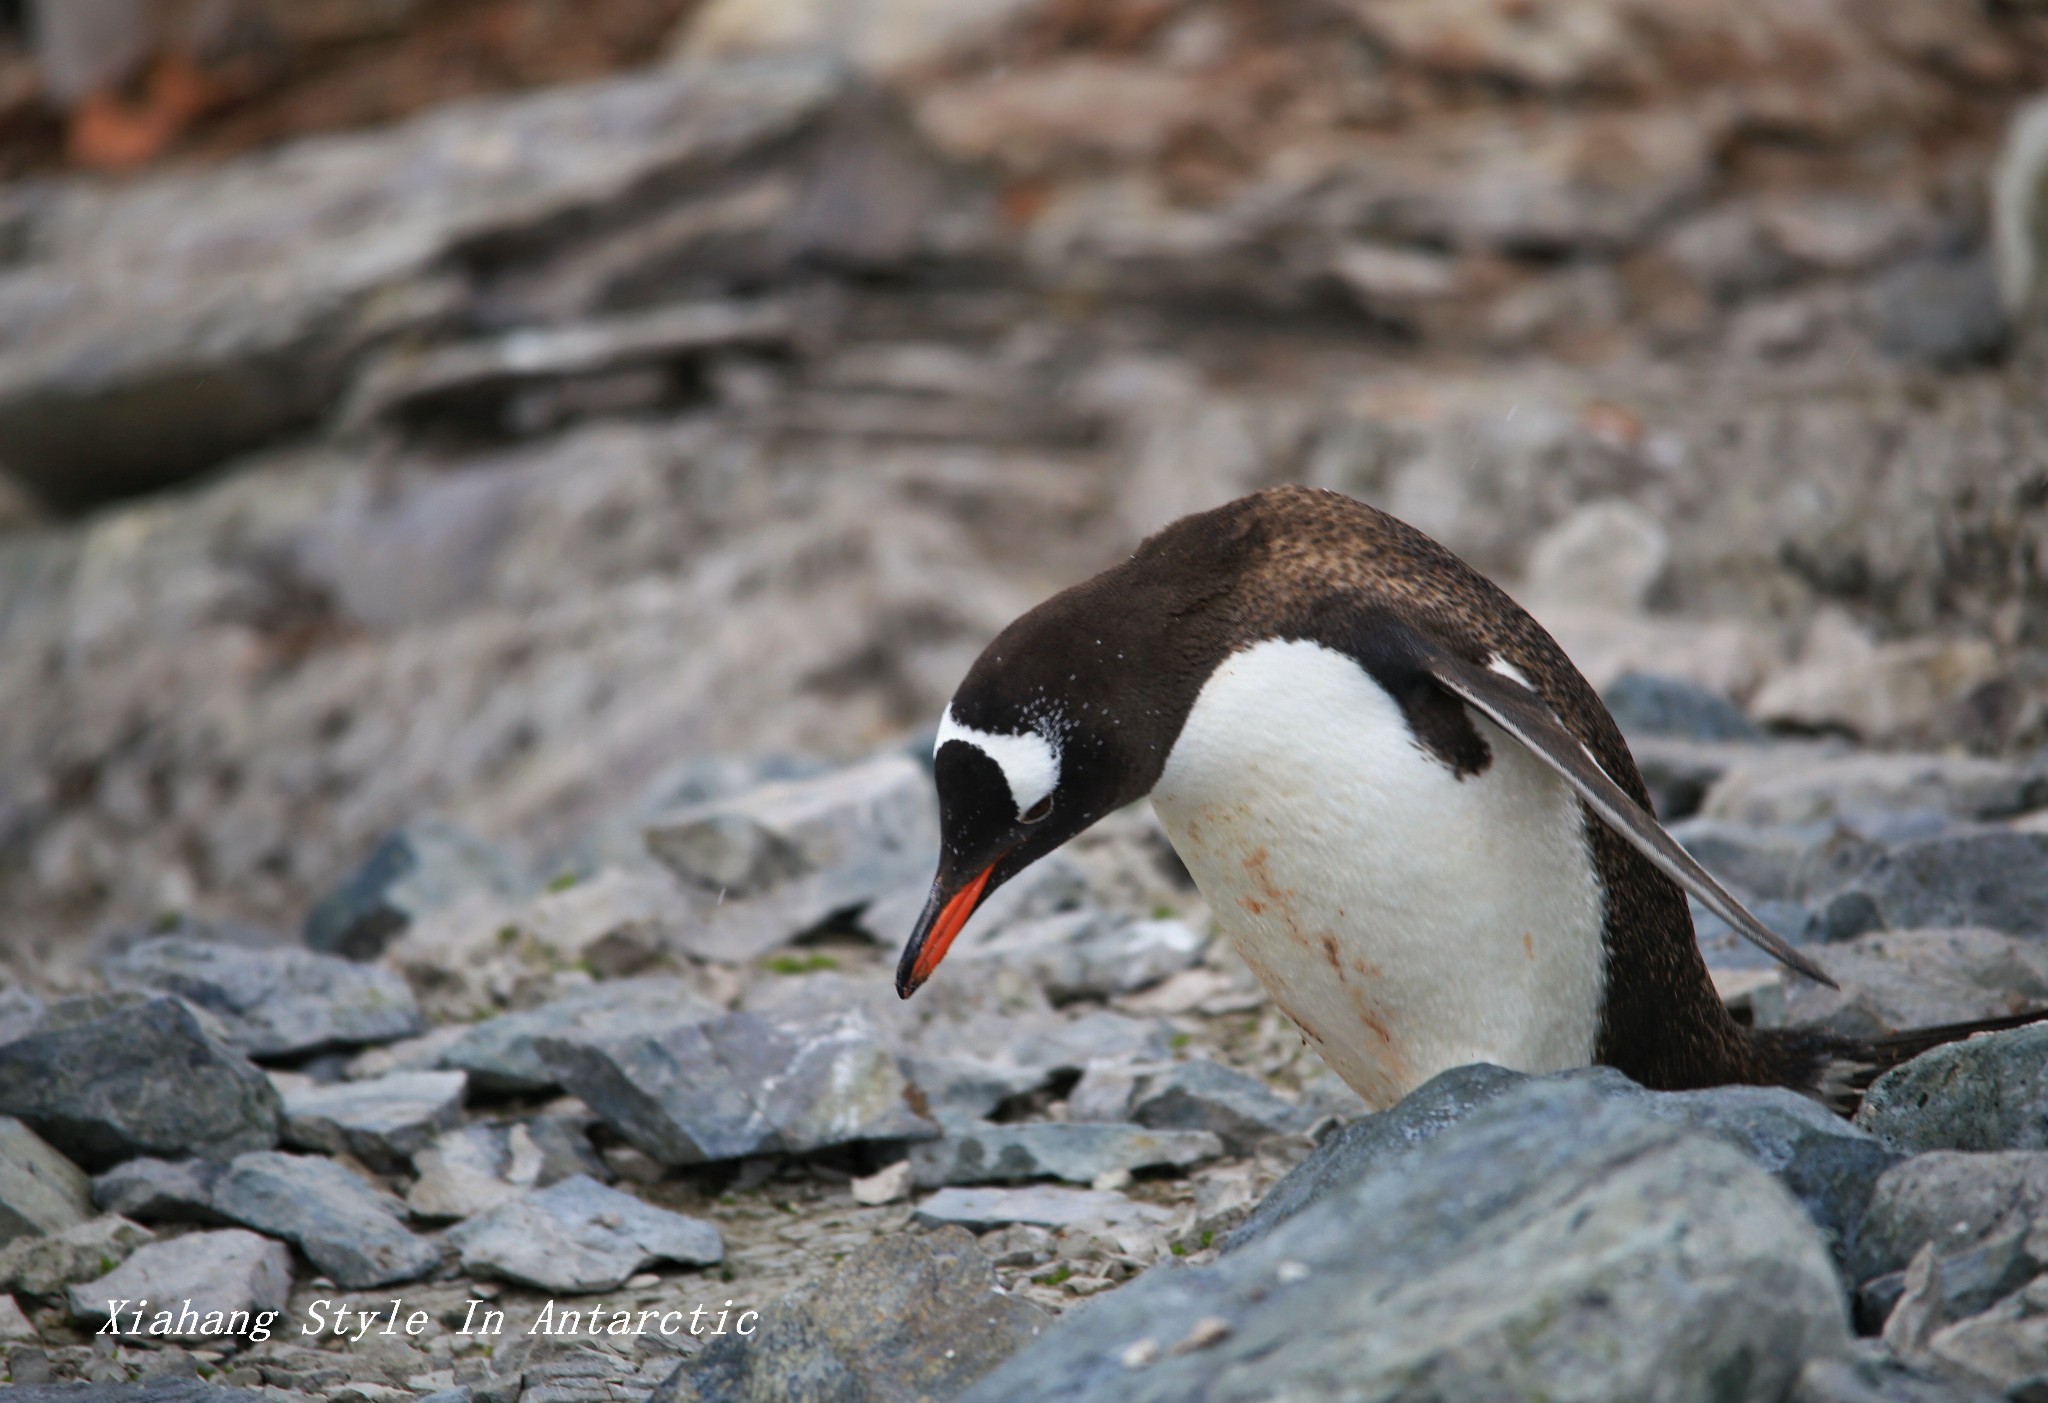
{"left": 655, "top": 1226, "right": 1049, "bottom": 1403}
{"left": 447, "top": 1174, "right": 721, "bottom": 1293}
{"left": 102, "top": 935, "right": 424, "bottom": 1058}
{"left": 0, "top": 996, "right": 280, "bottom": 1170}
{"left": 960, "top": 1079, "right": 1850, "bottom": 1402}
{"left": 1233, "top": 1065, "right": 1897, "bottom": 1267}
{"left": 0, "top": 55, "right": 840, "bottom": 510}
{"left": 539, "top": 1007, "right": 935, "bottom": 1165}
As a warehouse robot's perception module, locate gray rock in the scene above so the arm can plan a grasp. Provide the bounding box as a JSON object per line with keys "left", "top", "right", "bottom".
{"left": 912, "top": 1186, "right": 1178, "bottom": 1234}
{"left": 0, "top": 996, "right": 281, "bottom": 1170}
{"left": 1826, "top": 832, "right": 2048, "bottom": 937}
{"left": 0, "top": 1116, "right": 93, "bottom": 1244}
{"left": 345, "top": 300, "right": 795, "bottom": 438}
{"left": 102, "top": 936, "right": 424, "bottom": 1058}
{"left": 0, "top": 55, "right": 841, "bottom": 510}
{"left": 304, "top": 819, "right": 525, "bottom": 961}
{"left": 959, "top": 1080, "right": 1850, "bottom": 1403}
{"left": 1857, "top": 1022, "right": 2048, "bottom": 1152}
{"left": 1227, "top": 1063, "right": 1529, "bottom": 1251}
{"left": 1233, "top": 1065, "right": 1897, "bottom": 1266}
{"left": 952, "top": 914, "right": 1206, "bottom": 1002}
{"left": 524, "top": 1113, "right": 611, "bottom": 1185}
{"left": 540, "top": 1008, "right": 935, "bottom": 1166}
{"left": 1855, "top": 1226, "right": 2039, "bottom": 1332}
{"left": 1129, "top": 1061, "right": 1315, "bottom": 1155}
{"left": 1872, "top": 252, "right": 2009, "bottom": 370}
{"left": 66, "top": 1230, "right": 292, "bottom": 1335}
{"left": 1793, "top": 1353, "right": 2002, "bottom": 1403}
{"left": 899, "top": 1056, "right": 1048, "bottom": 1122}
{"left": 447, "top": 1175, "right": 721, "bottom": 1293}
{"left": 1703, "top": 753, "right": 2048, "bottom": 828}
{"left": 1007, "top": 1011, "right": 1174, "bottom": 1075}
{"left": 654, "top": 1226, "right": 1049, "bottom": 1403}
{"left": 280, "top": 1070, "right": 467, "bottom": 1173}
{"left": 644, "top": 754, "right": 940, "bottom": 962}
{"left": 860, "top": 853, "right": 1093, "bottom": 958}
{"left": 1629, "top": 736, "right": 1766, "bottom": 823}
{"left": 910, "top": 1122, "right": 1222, "bottom": 1188}
{"left": 89, "top": 1158, "right": 224, "bottom": 1224}
{"left": 1605, "top": 672, "right": 1761, "bottom": 742}
{"left": 1851, "top": 1150, "right": 2048, "bottom": 1283}
{"left": 0, "top": 988, "right": 44, "bottom": 1045}
{"left": 440, "top": 976, "right": 721, "bottom": 1094}
{"left": 408, "top": 1125, "right": 534, "bottom": 1221}
{"left": 407, "top": 1119, "right": 598, "bottom": 1221}
{"left": 214, "top": 1152, "right": 440, "bottom": 1290}
{"left": 0, "top": 1214, "right": 153, "bottom": 1295}
{"left": 1783, "top": 928, "right": 2048, "bottom": 1040}
{"left": 1670, "top": 818, "right": 1829, "bottom": 903}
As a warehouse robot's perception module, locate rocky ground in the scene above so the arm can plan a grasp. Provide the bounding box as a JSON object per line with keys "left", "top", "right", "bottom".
{"left": 6, "top": 0, "right": 2048, "bottom": 1400}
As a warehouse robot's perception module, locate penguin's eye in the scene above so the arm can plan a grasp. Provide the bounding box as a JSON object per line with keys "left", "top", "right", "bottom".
{"left": 1020, "top": 794, "right": 1054, "bottom": 824}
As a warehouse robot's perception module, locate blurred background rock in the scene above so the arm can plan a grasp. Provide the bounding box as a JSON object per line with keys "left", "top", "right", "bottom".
{"left": 4, "top": 0, "right": 2048, "bottom": 974}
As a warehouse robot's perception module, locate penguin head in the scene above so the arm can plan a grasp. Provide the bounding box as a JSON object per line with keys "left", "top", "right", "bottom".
{"left": 894, "top": 637, "right": 1157, "bottom": 998}
{"left": 894, "top": 499, "right": 1267, "bottom": 997}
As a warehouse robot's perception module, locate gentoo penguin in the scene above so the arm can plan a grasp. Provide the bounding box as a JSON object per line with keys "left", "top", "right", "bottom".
{"left": 895, "top": 486, "right": 2032, "bottom": 1111}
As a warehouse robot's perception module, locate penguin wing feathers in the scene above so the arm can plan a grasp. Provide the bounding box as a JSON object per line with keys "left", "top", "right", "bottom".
{"left": 1424, "top": 651, "right": 1837, "bottom": 989}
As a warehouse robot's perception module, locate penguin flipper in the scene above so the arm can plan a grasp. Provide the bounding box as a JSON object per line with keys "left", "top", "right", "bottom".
{"left": 1424, "top": 652, "right": 1838, "bottom": 990}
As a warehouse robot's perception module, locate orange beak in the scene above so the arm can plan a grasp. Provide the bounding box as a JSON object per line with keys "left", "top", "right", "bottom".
{"left": 895, "top": 861, "right": 997, "bottom": 997}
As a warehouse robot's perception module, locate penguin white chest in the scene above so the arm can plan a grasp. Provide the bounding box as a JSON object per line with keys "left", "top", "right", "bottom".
{"left": 1151, "top": 637, "right": 1606, "bottom": 1109}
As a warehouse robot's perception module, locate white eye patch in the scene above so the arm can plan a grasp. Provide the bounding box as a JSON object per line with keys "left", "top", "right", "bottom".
{"left": 935, "top": 706, "right": 1060, "bottom": 818}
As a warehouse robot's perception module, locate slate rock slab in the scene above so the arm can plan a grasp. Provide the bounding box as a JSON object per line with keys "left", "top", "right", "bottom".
{"left": 952, "top": 914, "right": 1205, "bottom": 1002}
{"left": 0, "top": 1116, "right": 94, "bottom": 1244}
{"left": 0, "top": 1214, "right": 152, "bottom": 1294}
{"left": 644, "top": 753, "right": 940, "bottom": 962}
{"left": 280, "top": 1070, "right": 467, "bottom": 1172}
{"left": 1850, "top": 1150, "right": 2048, "bottom": 1284}
{"left": 1604, "top": 671, "right": 1761, "bottom": 742}
{"left": 899, "top": 1055, "right": 1048, "bottom": 1122}
{"left": 1226, "top": 1063, "right": 1529, "bottom": 1251}
{"left": 1827, "top": 832, "right": 2048, "bottom": 938}
{"left": 0, "top": 54, "right": 841, "bottom": 509}
{"left": 408, "top": 1124, "right": 541, "bottom": 1221}
{"left": 912, "top": 1186, "right": 1177, "bottom": 1234}
{"left": 440, "top": 976, "right": 721, "bottom": 1094}
{"left": 89, "top": 1158, "right": 224, "bottom": 1224}
{"left": 214, "top": 1152, "right": 439, "bottom": 1290}
{"left": 654, "top": 1226, "right": 1050, "bottom": 1403}
{"left": 0, "top": 997, "right": 281, "bottom": 1170}
{"left": 1129, "top": 1060, "right": 1315, "bottom": 1155}
{"left": 448, "top": 1175, "right": 721, "bottom": 1293}
{"left": 304, "top": 819, "right": 525, "bottom": 961}
{"left": 1702, "top": 753, "right": 2048, "bottom": 827}
{"left": 1856, "top": 1021, "right": 2048, "bottom": 1152}
{"left": 66, "top": 1230, "right": 291, "bottom": 1335}
{"left": 910, "top": 1122, "right": 1221, "bottom": 1188}
{"left": 1232, "top": 1065, "right": 1897, "bottom": 1267}
{"left": 102, "top": 936, "right": 424, "bottom": 1058}
{"left": 407, "top": 1116, "right": 605, "bottom": 1221}
{"left": 959, "top": 1080, "right": 1850, "bottom": 1403}
{"left": 1782, "top": 928, "right": 2048, "bottom": 1040}
{"left": 541, "top": 1008, "right": 935, "bottom": 1166}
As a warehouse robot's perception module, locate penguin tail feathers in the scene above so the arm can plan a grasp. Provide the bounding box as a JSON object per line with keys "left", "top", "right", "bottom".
{"left": 1747, "top": 1009, "right": 2048, "bottom": 1117}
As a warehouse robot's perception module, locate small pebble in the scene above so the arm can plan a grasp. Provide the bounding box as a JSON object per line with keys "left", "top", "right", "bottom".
{"left": 1172, "top": 1316, "right": 1234, "bottom": 1354}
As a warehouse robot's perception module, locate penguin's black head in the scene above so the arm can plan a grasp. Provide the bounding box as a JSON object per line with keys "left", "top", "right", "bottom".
{"left": 894, "top": 500, "right": 1268, "bottom": 997}
{"left": 892, "top": 619, "right": 1179, "bottom": 997}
